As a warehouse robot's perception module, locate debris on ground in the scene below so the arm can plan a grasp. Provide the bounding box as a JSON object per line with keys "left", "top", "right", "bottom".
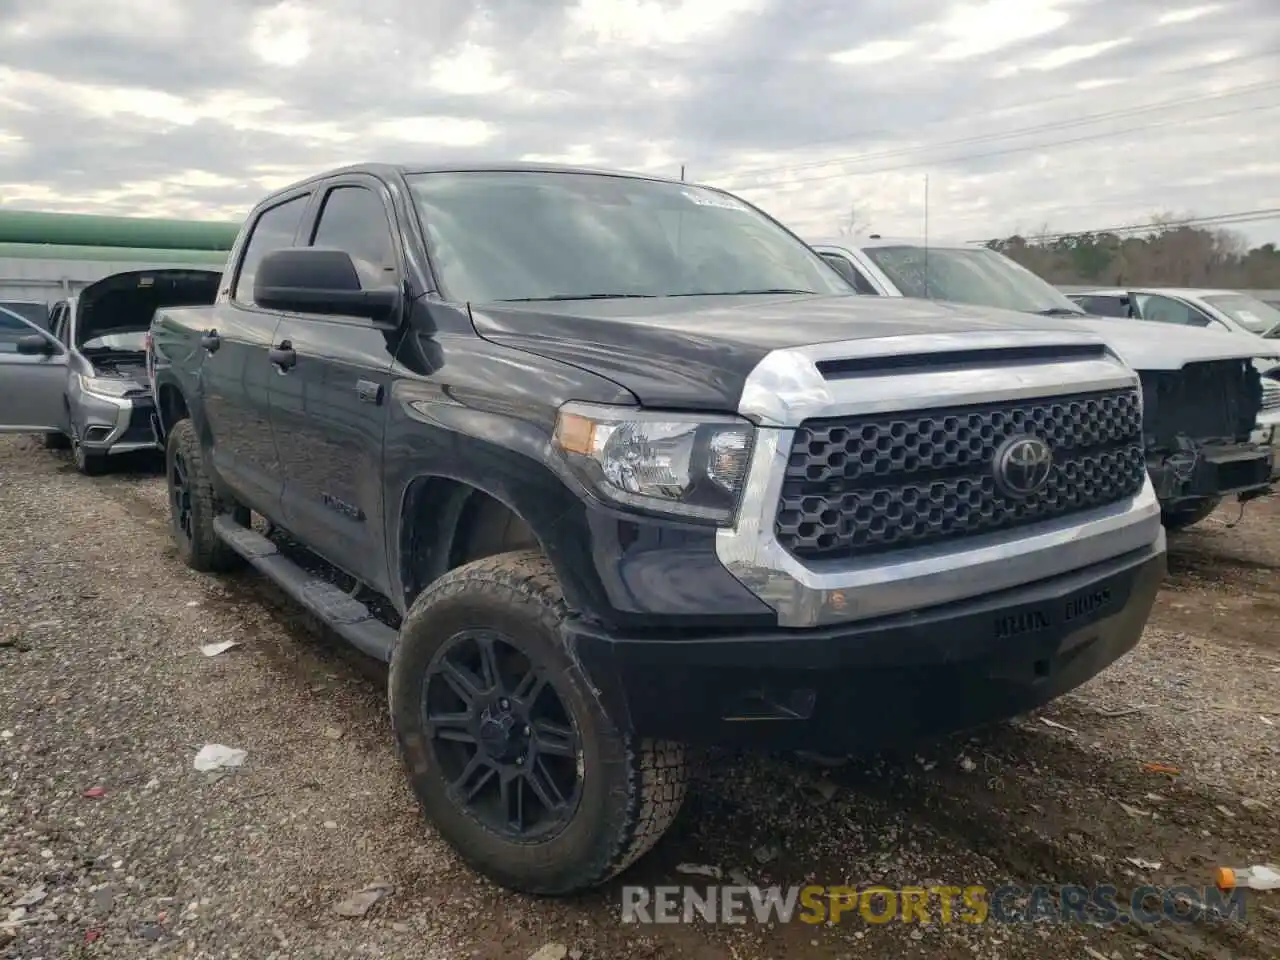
{"left": 1039, "top": 717, "right": 1079, "bottom": 735}
{"left": 193, "top": 743, "right": 247, "bottom": 771}
{"left": 753, "top": 844, "right": 780, "bottom": 864}
{"left": 200, "top": 640, "right": 240, "bottom": 657}
{"left": 675, "top": 863, "right": 722, "bottom": 879}
{"left": 1125, "top": 857, "right": 1163, "bottom": 870}
{"left": 527, "top": 945, "right": 568, "bottom": 960}
{"left": 1216, "top": 864, "right": 1280, "bottom": 890}
{"left": 1118, "top": 801, "right": 1152, "bottom": 818}
{"left": 332, "top": 883, "right": 394, "bottom": 918}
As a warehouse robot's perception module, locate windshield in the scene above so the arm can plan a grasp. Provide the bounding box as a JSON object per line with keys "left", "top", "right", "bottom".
{"left": 405, "top": 170, "right": 852, "bottom": 303}
{"left": 862, "top": 245, "right": 1086, "bottom": 316}
{"left": 1200, "top": 293, "right": 1280, "bottom": 335}
{"left": 81, "top": 331, "right": 147, "bottom": 353}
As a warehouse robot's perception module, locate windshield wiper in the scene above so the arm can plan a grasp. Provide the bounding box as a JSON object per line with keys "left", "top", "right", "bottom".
{"left": 1034, "top": 307, "right": 1087, "bottom": 317}
{"left": 497, "top": 293, "right": 656, "bottom": 302}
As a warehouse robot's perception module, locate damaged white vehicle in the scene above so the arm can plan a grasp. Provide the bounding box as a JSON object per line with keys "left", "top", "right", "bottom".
{"left": 810, "top": 236, "right": 1280, "bottom": 530}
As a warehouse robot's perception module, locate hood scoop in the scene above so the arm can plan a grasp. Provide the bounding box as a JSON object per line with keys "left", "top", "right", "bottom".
{"left": 814, "top": 342, "right": 1107, "bottom": 380}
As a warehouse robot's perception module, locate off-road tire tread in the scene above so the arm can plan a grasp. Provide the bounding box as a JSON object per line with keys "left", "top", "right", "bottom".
{"left": 389, "top": 549, "right": 688, "bottom": 894}
{"left": 166, "top": 418, "right": 246, "bottom": 573}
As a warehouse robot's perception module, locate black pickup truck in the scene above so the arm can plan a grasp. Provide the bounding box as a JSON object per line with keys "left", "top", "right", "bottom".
{"left": 148, "top": 162, "right": 1167, "bottom": 895}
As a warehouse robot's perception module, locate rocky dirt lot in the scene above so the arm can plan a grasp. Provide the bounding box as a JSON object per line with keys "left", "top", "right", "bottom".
{"left": 1, "top": 434, "right": 1277, "bottom": 960}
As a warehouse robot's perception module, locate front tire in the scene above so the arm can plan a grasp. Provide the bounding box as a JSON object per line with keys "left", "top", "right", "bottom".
{"left": 388, "top": 550, "right": 688, "bottom": 895}
{"left": 69, "top": 422, "right": 108, "bottom": 476}
{"left": 164, "top": 418, "right": 248, "bottom": 572}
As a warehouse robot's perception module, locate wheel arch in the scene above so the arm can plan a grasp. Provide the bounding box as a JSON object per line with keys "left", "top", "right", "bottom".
{"left": 397, "top": 475, "right": 550, "bottom": 611}
{"left": 393, "top": 462, "right": 614, "bottom": 625}
{"left": 156, "top": 380, "right": 190, "bottom": 437}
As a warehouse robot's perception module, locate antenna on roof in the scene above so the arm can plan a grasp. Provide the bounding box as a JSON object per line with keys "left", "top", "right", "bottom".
{"left": 923, "top": 174, "right": 930, "bottom": 299}
{"left": 680, "top": 164, "right": 686, "bottom": 182}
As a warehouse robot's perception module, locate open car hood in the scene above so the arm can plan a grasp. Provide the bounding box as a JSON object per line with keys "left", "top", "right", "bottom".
{"left": 75, "top": 268, "right": 221, "bottom": 349}
{"left": 1064, "top": 315, "right": 1280, "bottom": 370}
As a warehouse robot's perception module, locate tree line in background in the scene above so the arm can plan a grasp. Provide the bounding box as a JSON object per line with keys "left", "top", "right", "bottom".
{"left": 987, "top": 214, "right": 1280, "bottom": 288}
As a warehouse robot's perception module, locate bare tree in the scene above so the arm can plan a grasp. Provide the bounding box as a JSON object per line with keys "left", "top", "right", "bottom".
{"left": 838, "top": 204, "right": 867, "bottom": 238}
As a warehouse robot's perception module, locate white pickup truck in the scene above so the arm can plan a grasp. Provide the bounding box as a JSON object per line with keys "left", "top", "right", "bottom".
{"left": 810, "top": 236, "right": 1280, "bottom": 530}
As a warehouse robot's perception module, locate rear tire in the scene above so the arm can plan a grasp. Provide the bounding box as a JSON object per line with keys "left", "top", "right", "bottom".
{"left": 388, "top": 550, "right": 688, "bottom": 895}
{"left": 164, "top": 418, "right": 248, "bottom": 572}
{"left": 1162, "top": 498, "right": 1220, "bottom": 532}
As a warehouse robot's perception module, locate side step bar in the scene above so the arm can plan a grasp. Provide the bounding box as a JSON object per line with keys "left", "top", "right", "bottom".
{"left": 212, "top": 515, "right": 397, "bottom": 662}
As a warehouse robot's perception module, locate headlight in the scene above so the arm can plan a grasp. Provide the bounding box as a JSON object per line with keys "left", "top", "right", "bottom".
{"left": 76, "top": 374, "right": 136, "bottom": 399}
{"left": 552, "top": 401, "right": 755, "bottom": 523}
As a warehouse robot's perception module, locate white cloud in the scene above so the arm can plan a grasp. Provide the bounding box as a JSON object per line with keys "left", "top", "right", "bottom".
{"left": 0, "top": 0, "right": 1275, "bottom": 250}
{"left": 929, "top": 0, "right": 1072, "bottom": 62}
{"left": 564, "top": 0, "right": 766, "bottom": 49}
{"left": 1158, "top": 4, "right": 1226, "bottom": 26}
{"left": 829, "top": 40, "right": 917, "bottom": 66}
{"left": 369, "top": 117, "right": 496, "bottom": 147}
{"left": 249, "top": 1, "right": 313, "bottom": 67}
{"left": 427, "top": 43, "right": 513, "bottom": 96}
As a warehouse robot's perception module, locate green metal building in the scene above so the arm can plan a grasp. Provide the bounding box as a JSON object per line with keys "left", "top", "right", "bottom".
{"left": 0, "top": 209, "right": 242, "bottom": 315}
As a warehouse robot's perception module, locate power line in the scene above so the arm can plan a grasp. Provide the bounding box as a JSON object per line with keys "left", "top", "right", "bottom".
{"left": 692, "top": 46, "right": 1280, "bottom": 180}
{"left": 712, "top": 80, "right": 1280, "bottom": 188}
{"left": 973, "top": 208, "right": 1280, "bottom": 244}
{"left": 714, "top": 98, "right": 1280, "bottom": 191}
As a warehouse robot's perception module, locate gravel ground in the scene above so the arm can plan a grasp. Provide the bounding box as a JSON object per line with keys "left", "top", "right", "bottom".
{"left": 2, "top": 435, "right": 1278, "bottom": 959}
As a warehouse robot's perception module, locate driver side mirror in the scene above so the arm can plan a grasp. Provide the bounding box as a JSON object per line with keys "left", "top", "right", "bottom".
{"left": 253, "top": 247, "right": 401, "bottom": 324}
{"left": 16, "top": 333, "right": 57, "bottom": 356}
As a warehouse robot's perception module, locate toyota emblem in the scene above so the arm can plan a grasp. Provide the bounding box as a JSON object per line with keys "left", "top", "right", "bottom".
{"left": 994, "top": 434, "right": 1053, "bottom": 498}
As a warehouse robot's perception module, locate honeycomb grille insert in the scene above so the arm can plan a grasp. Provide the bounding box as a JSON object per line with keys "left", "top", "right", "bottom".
{"left": 775, "top": 388, "right": 1146, "bottom": 560}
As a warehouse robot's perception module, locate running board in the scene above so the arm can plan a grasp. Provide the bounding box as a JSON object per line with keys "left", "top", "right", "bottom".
{"left": 212, "top": 515, "right": 397, "bottom": 662}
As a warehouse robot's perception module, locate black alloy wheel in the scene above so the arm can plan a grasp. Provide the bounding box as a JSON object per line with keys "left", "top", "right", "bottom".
{"left": 169, "top": 446, "right": 194, "bottom": 548}
{"left": 423, "top": 628, "right": 582, "bottom": 841}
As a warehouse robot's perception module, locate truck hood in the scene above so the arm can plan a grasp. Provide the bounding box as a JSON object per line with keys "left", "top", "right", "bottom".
{"left": 76, "top": 268, "right": 221, "bottom": 349}
{"left": 470, "top": 293, "right": 1110, "bottom": 410}
{"left": 1062, "top": 314, "right": 1280, "bottom": 370}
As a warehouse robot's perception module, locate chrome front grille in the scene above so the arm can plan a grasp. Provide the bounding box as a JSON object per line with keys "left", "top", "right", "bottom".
{"left": 1261, "top": 378, "right": 1280, "bottom": 412}
{"left": 774, "top": 388, "right": 1146, "bottom": 560}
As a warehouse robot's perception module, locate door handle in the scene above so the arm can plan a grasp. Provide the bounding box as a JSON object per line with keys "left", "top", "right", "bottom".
{"left": 200, "top": 329, "right": 220, "bottom": 353}
{"left": 269, "top": 341, "right": 297, "bottom": 370}
{"left": 356, "top": 379, "right": 384, "bottom": 404}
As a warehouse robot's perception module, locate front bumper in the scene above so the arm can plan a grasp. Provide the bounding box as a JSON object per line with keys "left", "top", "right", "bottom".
{"left": 1146, "top": 441, "right": 1274, "bottom": 507}
{"left": 1251, "top": 409, "right": 1280, "bottom": 479}
{"left": 75, "top": 391, "right": 159, "bottom": 455}
{"left": 570, "top": 536, "right": 1166, "bottom": 752}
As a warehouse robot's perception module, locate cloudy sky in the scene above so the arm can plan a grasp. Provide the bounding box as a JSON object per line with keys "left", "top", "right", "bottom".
{"left": 1, "top": 0, "right": 1278, "bottom": 245}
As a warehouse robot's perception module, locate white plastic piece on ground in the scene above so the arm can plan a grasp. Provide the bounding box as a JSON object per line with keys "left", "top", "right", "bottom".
{"left": 200, "top": 641, "right": 240, "bottom": 657}
{"left": 193, "top": 744, "right": 247, "bottom": 771}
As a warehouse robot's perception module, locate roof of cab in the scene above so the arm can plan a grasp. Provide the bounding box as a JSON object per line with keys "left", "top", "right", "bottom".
{"left": 810, "top": 235, "right": 988, "bottom": 250}
{"left": 260, "top": 160, "right": 694, "bottom": 203}
{"left": 1072, "top": 287, "right": 1246, "bottom": 298}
